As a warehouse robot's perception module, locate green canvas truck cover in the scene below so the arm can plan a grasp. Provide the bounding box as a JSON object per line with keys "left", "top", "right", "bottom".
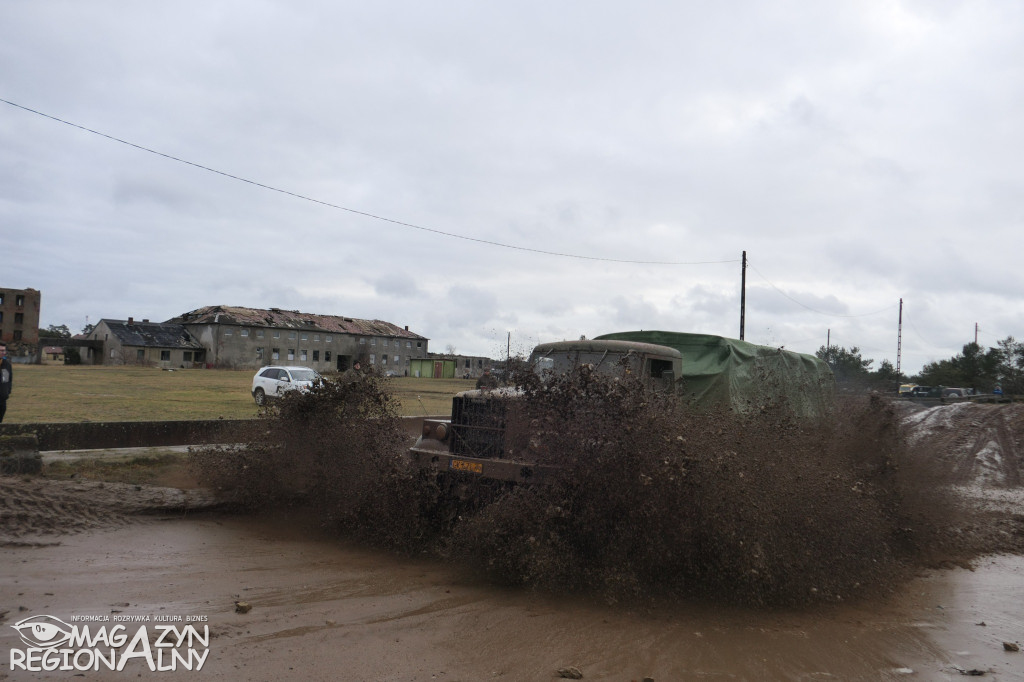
{"left": 594, "top": 331, "right": 834, "bottom": 417}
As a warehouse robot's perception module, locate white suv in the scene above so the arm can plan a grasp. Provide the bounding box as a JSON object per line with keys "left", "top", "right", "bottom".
{"left": 251, "top": 366, "right": 321, "bottom": 405}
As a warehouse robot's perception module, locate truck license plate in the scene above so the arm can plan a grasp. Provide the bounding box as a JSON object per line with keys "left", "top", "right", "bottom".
{"left": 449, "top": 459, "right": 483, "bottom": 474}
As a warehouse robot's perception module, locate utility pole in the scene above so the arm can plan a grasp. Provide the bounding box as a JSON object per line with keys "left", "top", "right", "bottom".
{"left": 896, "top": 298, "right": 903, "bottom": 378}
{"left": 739, "top": 251, "right": 747, "bottom": 341}
{"left": 975, "top": 323, "right": 979, "bottom": 345}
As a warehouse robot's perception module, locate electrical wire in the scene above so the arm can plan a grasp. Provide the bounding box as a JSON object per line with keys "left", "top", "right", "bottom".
{"left": 747, "top": 260, "right": 897, "bottom": 318}
{"left": 1, "top": 97, "right": 738, "bottom": 267}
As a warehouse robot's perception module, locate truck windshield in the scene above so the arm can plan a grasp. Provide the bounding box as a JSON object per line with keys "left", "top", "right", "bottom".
{"left": 530, "top": 351, "right": 640, "bottom": 378}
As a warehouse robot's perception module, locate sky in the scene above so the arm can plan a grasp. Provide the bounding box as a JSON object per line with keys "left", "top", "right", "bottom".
{"left": 2, "top": 1, "right": 1022, "bottom": 375}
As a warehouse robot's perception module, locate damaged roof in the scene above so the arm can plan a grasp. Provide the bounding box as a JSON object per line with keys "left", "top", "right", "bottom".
{"left": 100, "top": 319, "right": 205, "bottom": 349}
{"left": 167, "top": 305, "right": 428, "bottom": 340}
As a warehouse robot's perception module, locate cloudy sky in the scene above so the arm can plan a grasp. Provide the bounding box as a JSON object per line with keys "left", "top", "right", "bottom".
{"left": 2, "top": 1, "right": 1022, "bottom": 374}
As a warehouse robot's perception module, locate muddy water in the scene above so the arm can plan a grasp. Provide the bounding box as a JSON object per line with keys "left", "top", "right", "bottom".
{"left": 2, "top": 515, "right": 1022, "bottom": 681}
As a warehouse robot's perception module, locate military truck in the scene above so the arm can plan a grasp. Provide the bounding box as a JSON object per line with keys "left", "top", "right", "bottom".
{"left": 407, "top": 338, "right": 683, "bottom": 484}
{"left": 406, "top": 331, "right": 834, "bottom": 485}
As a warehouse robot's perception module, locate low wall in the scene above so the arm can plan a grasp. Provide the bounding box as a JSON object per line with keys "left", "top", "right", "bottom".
{"left": 0, "top": 416, "right": 443, "bottom": 452}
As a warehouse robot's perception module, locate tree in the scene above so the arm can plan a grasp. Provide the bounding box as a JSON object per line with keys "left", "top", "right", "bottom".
{"left": 44, "top": 324, "right": 71, "bottom": 339}
{"left": 996, "top": 337, "right": 1024, "bottom": 394}
{"left": 815, "top": 345, "right": 873, "bottom": 386}
{"left": 444, "top": 344, "right": 457, "bottom": 357}
{"left": 869, "top": 359, "right": 904, "bottom": 391}
{"left": 914, "top": 342, "right": 1002, "bottom": 391}
{"left": 81, "top": 322, "right": 95, "bottom": 336}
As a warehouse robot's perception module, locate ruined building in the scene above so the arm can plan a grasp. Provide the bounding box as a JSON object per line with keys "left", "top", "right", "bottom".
{"left": 0, "top": 287, "right": 41, "bottom": 348}
{"left": 88, "top": 305, "right": 429, "bottom": 372}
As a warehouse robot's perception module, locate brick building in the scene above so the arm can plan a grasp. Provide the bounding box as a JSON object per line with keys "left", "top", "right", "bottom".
{"left": 0, "top": 287, "right": 41, "bottom": 348}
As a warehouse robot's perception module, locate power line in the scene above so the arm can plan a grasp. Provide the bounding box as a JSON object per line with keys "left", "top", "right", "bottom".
{"left": 747, "top": 260, "right": 896, "bottom": 318}
{"left": 1, "top": 97, "right": 738, "bottom": 267}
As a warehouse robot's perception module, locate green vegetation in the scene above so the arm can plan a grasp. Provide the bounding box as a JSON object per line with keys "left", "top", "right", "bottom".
{"left": 4, "top": 365, "right": 472, "bottom": 423}
{"left": 818, "top": 336, "right": 1024, "bottom": 393}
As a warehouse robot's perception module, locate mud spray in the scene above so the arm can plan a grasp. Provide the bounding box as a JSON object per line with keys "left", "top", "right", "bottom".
{"left": 190, "top": 369, "right": 1003, "bottom": 608}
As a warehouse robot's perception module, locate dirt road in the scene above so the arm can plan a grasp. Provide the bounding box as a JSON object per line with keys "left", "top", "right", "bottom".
{"left": 1, "top": 401, "right": 1023, "bottom": 681}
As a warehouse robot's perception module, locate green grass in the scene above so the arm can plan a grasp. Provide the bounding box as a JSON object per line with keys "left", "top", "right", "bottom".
{"left": 4, "top": 365, "right": 473, "bottom": 423}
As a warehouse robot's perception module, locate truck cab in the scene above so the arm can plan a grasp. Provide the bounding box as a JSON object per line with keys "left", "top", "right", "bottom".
{"left": 406, "top": 338, "right": 683, "bottom": 484}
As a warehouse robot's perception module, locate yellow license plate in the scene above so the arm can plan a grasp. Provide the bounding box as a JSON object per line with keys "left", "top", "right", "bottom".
{"left": 449, "top": 459, "right": 483, "bottom": 474}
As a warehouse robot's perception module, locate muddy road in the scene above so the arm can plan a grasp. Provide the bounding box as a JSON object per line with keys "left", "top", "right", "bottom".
{"left": 1, "top": 401, "right": 1023, "bottom": 680}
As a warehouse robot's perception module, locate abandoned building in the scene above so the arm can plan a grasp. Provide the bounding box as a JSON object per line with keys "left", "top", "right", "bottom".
{"left": 168, "top": 306, "right": 429, "bottom": 372}
{"left": 83, "top": 305, "right": 430, "bottom": 371}
{"left": 0, "top": 287, "right": 41, "bottom": 347}
{"left": 86, "top": 318, "right": 207, "bottom": 367}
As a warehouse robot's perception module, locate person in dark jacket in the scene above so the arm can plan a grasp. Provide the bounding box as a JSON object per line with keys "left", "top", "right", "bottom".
{"left": 475, "top": 367, "right": 499, "bottom": 390}
{"left": 0, "top": 342, "right": 12, "bottom": 423}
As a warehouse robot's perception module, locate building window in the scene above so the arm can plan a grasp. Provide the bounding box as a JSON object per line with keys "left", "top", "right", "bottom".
{"left": 300, "top": 350, "right": 308, "bottom": 361}
{"left": 224, "top": 328, "right": 233, "bottom": 336}
{"left": 381, "top": 355, "right": 387, "bottom": 365}
{"left": 256, "top": 347, "right": 264, "bottom": 359}
{"left": 359, "top": 338, "right": 365, "bottom": 345}
{"left": 394, "top": 355, "right": 400, "bottom": 364}
{"left": 12, "top": 330, "right": 21, "bottom": 341}
{"left": 465, "top": 359, "right": 471, "bottom": 368}
{"left": 257, "top": 330, "right": 265, "bottom": 339}
{"left": 273, "top": 331, "right": 281, "bottom": 339}
{"left": 313, "top": 350, "right": 319, "bottom": 362}
{"left": 241, "top": 329, "right": 249, "bottom": 337}
{"left": 369, "top": 354, "right": 376, "bottom": 364}
{"left": 137, "top": 349, "right": 145, "bottom": 361}
{"left": 160, "top": 350, "right": 170, "bottom": 361}
{"left": 0, "top": 294, "right": 4, "bottom": 305}
{"left": 325, "top": 351, "right": 331, "bottom": 362}
{"left": 371, "top": 338, "right": 376, "bottom": 346}
{"left": 272, "top": 348, "right": 280, "bottom": 360}
{"left": 14, "top": 313, "right": 24, "bottom": 324}
{"left": 15, "top": 295, "right": 25, "bottom": 306}
{"left": 289, "top": 332, "right": 297, "bottom": 340}
{"left": 313, "top": 334, "right": 319, "bottom": 342}
{"left": 301, "top": 333, "right": 308, "bottom": 341}
{"left": 406, "top": 342, "right": 411, "bottom": 349}
{"left": 417, "top": 342, "right": 422, "bottom": 348}
{"left": 287, "top": 349, "right": 294, "bottom": 360}
{"left": 183, "top": 351, "right": 193, "bottom": 361}
{"left": 383, "top": 339, "right": 388, "bottom": 348}
{"left": 0, "top": 312, "right": 3, "bottom": 323}
{"left": 325, "top": 335, "right": 332, "bottom": 343}
{"left": 110, "top": 349, "right": 116, "bottom": 358}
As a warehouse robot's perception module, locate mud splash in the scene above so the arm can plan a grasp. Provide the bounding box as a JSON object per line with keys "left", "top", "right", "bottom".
{"left": 189, "top": 370, "right": 1004, "bottom": 607}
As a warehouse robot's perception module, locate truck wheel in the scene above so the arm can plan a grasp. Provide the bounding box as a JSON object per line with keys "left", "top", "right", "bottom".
{"left": 253, "top": 388, "right": 266, "bottom": 405}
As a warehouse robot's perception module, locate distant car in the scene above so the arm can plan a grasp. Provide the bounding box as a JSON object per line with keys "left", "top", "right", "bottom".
{"left": 251, "top": 366, "right": 321, "bottom": 405}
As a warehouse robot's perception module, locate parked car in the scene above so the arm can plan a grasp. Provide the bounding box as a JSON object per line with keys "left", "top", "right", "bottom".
{"left": 251, "top": 366, "right": 321, "bottom": 405}
{"left": 898, "top": 383, "right": 917, "bottom": 396}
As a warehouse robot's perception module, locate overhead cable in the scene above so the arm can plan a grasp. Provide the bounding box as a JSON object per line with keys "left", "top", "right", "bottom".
{"left": 1, "top": 97, "right": 737, "bottom": 267}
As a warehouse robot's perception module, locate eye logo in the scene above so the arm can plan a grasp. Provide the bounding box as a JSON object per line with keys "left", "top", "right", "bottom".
{"left": 11, "top": 615, "right": 73, "bottom": 648}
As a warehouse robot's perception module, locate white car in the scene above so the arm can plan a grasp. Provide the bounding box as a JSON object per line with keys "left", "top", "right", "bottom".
{"left": 251, "top": 366, "right": 321, "bottom": 405}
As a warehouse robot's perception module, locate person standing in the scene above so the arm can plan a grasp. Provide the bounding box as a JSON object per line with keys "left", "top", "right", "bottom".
{"left": 475, "top": 367, "right": 499, "bottom": 390}
{"left": 0, "top": 342, "right": 11, "bottom": 423}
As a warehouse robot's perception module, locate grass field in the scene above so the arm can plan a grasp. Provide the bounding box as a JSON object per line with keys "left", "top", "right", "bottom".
{"left": 3, "top": 365, "right": 473, "bottom": 423}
